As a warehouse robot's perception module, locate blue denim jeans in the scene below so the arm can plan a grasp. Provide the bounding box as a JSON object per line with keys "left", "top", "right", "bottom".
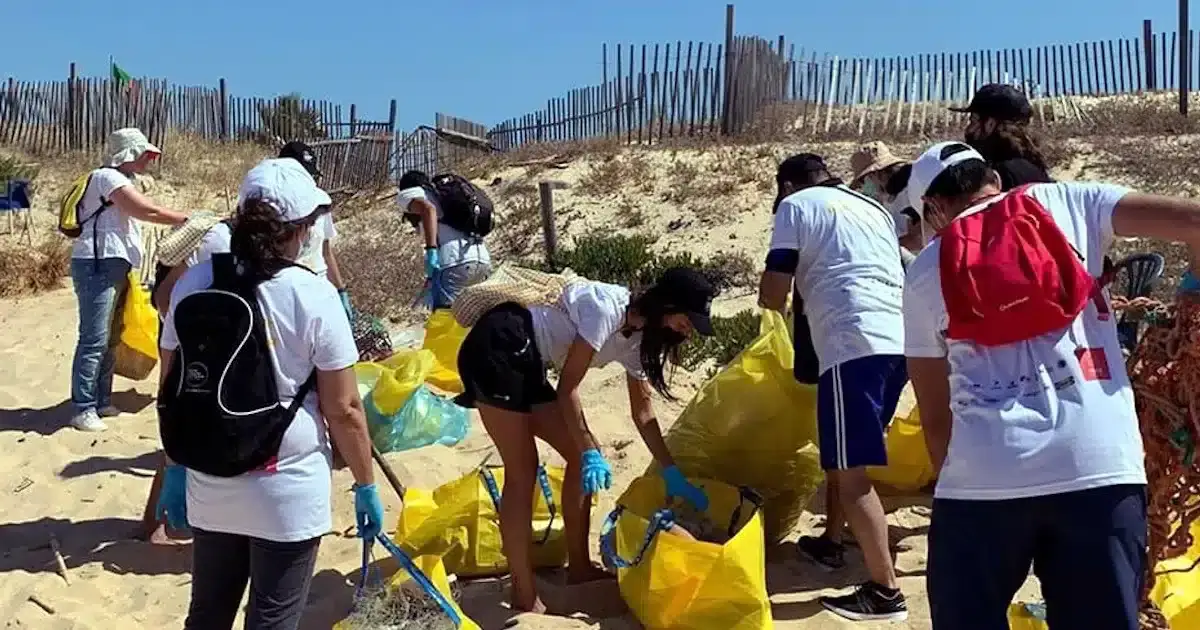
{"left": 431, "top": 261, "right": 492, "bottom": 309}
{"left": 70, "top": 258, "right": 131, "bottom": 413}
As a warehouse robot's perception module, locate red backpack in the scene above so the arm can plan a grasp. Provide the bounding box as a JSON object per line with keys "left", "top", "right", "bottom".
{"left": 938, "top": 185, "right": 1107, "bottom": 346}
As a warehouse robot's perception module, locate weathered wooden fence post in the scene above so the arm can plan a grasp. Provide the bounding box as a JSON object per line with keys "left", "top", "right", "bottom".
{"left": 720, "top": 4, "right": 735, "bottom": 135}
{"left": 1181, "top": 1, "right": 1190, "bottom": 115}
{"left": 539, "top": 180, "right": 569, "bottom": 266}
{"left": 1145, "top": 19, "right": 1157, "bottom": 90}
{"left": 218, "top": 78, "right": 229, "bottom": 141}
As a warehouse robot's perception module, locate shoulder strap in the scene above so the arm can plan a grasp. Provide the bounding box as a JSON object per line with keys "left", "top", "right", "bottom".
{"left": 285, "top": 370, "right": 318, "bottom": 416}
{"left": 829, "top": 184, "right": 892, "bottom": 215}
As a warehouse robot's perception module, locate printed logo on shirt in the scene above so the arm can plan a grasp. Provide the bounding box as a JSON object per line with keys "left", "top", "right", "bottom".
{"left": 1075, "top": 347, "right": 1111, "bottom": 381}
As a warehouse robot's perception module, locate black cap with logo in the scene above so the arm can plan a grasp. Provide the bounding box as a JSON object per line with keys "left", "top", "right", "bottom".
{"left": 949, "top": 83, "right": 1033, "bottom": 123}
{"left": 653, "top": 267, "right": 717, "bottom": 336}
{"left": 279, "top": 141, "right": 322, "bottom": 179}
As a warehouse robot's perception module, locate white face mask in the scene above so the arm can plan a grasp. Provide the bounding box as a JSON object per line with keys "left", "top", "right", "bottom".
{"left": 296, "top": 225, "right": 319, "bottom": 263}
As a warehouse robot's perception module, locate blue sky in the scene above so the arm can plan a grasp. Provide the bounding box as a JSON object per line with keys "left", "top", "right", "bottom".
{"left": 6, "top": 1, "right": 1186, "bottom": 132}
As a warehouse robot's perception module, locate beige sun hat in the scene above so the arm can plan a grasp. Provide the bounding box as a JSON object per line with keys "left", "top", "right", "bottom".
{"left": 849, "top": 141, "right": 906, "bottom": 188}
{"left": 104, "top": 127, "right": 162, "bottom": 168}
{"left": 155, "top": 210, "right": 222, "bottom": 267}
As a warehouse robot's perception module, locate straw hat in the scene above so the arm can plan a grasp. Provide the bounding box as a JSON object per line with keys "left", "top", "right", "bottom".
{"left": 104, "top": 128, "right": 162, "bottom": 168}
{"left": 155, "top": 211, "right": 222, "bottom": 267}
{"left": 849, "top": 141, "right": 906, "bottom": 187}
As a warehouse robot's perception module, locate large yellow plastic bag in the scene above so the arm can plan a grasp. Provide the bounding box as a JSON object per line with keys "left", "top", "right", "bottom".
{"left": 1150, "top": 518, "right": 1200, "bottom": 627}
{"left": 334, "top": 544, "right": 480, "bottom": 630}
{"left": 374, "top": 350, "right": 436, "bottom": 414}
{"left": 113, "top": 273, "right": 159, "bottom": 380}
{"left": 867, "top": 386, "right": 937, "bottom": 492}
{"left": 396, "top": 464, "right": 569, "bottom": 577}
{"left": 662, "top": 309, "right": 823, "bottom": 543}
{"left": 601, "top": 475, "right": 770, "bottom": 630}
{"left": 423, "top": 309, "right": 468, "bottom": 394}
{"left": 366, "top": 385, "right": 469, "bottom": 453}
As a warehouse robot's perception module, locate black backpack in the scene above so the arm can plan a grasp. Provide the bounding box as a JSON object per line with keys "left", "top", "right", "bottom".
{"left": 157, "top": 253, "right": 316, "bottom": 478}
{"left": 430, "top": 173, "right": 494, "bottom": 238}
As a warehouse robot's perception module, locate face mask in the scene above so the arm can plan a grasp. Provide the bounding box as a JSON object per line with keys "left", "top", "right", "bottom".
{"left": 859, "top": 178, "right": 882, "bottom": 201}
{"left": 296, "top": 226, "right": 319, "bottom": 262}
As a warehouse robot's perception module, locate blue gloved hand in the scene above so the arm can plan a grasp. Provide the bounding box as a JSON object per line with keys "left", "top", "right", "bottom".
{"left": 580, "top": 448, "right": 613, "bottom": 495}
{"left": 353, "top": 483, "right": 385, "bottom": 540}
{"left": 661, "top": 465, "right": 709, "bottom": 512}
{"left": 338, "top": 289, "right": 354, "bottom": 322}
{"left": 156, "top": 465, "right": 189, "bottom": 530}
{"left": 1180, "top": 269, "right": 1200, "bottom": 294}
{"left": 423, "top": 248, "right": 440, "bottom": 279}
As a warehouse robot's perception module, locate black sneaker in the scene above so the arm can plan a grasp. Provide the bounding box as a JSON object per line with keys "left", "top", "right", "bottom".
{"left": 795, "top": 535, "right": 846, "bottom": 570}
{"left": 819, "top": 582, "right": 908, "bottom": 622}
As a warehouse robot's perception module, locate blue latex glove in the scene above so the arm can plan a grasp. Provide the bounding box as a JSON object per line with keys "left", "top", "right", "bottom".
{"left": 580, "top": 448, "right": 612, "bottom": 495}
{"left": 423, "top": 248, "right": 440, "bottom": 279}
{"left": 1180, "top": 270, "right": 1200, "bottom": 294}
{"left": 156, "top": 465, "right": 189, "bottom": 530}
{"left": 338, "top": 289, "right": 354, "bottom": 322}
{"left": 661, "top": 465, "right": 709, "bottom": 512}
{"left": 354, "top": 483, "right": 385, "bottom": 540}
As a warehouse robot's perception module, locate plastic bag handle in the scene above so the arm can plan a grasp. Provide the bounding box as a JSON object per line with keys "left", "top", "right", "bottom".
{"left": 725, "top": 486, "right": 764, "bottom": 539}
{"left": 598, "top": 505, "right": 675, "bottom": 569}
{"left": 479, "top": 464, "right": 557, "bottom": 545}
{"left": 374, "top": 532, "right": 463, "bottom": 625}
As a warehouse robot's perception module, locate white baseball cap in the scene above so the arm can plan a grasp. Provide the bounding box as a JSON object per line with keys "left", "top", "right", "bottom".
{"left": 907, "top": 141, "right": 988, "bottom": 217}
{"left": 237, "top": 158, "right": 332, "bottom": 222}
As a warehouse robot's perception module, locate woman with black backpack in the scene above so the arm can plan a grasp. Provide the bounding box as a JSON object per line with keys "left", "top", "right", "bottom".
{"left": 397, "top": 170, "right": 493, "bottom": 308}
{"left": 156, "top": 158, "right": 385, "bottom": 629}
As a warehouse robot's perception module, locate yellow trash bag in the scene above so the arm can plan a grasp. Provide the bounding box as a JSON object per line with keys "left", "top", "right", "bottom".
{"left": 867, "top": 386, "right": 937, "bottom": 492}
{"left": 396, "top": 464, "right": 569, "bottom": 577}
{"left": 371, "top": 350, "right": 436, "bottom": 415}
{"left": 1150, "top": 518, "right": 1200, "bottom": 627}
{"left": 601, "top": 475, "right": 770, "bottom": 630}
{"left": 113, "top": 273, "right": 159, "bottom": 381}
{"left": 333, "top": 546, "right": 480, "bottom": 630}
{"left": 423, "top": 309, "right": 468, "bottom": 394}
{"left": 662, "top": 309, "right": 823, "bottom": 543}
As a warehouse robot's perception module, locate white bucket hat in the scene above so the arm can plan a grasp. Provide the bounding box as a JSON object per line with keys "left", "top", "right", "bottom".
{"left": 237, "top": 158, "right": 332, "bottom": 223}
{"left": 104, "top": 127, "right": 162, "bottom": 168}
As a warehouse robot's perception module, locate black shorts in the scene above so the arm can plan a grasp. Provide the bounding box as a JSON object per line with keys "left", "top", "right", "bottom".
{"left": 455, "top": 303, "right": 558, "bottom": 413}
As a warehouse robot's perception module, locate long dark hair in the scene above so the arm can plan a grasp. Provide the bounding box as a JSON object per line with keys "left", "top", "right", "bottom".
{"left": 629, "top": 288, "right": 688, "bottom": 400}
{"left": 398, "top": 170, "right": 431, "bottom": 190}
{"left": 229, "top": 198, "right": 314, "bottom": 283}
{"left": 969, "top": 121, "right": 1050, "bottom": 172}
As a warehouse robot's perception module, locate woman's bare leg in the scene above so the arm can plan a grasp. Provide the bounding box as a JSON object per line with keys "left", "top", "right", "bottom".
{"left": 531, "top": 404, "right": 609, "bottom": 583}
{"left": 477, "top": 403, "right": 545, "bottom": 613}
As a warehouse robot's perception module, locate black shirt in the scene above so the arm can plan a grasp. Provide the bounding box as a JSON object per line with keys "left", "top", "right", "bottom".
{"left": 993, "top": 157, "right": 1053, "bottom": 190}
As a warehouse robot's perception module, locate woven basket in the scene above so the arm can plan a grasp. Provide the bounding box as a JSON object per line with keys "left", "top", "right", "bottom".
{"left": 451, "top": 264, "right": 579, "bottom": 328}
{"left": 155, "top": 211, "right": 222, "bottom": 267}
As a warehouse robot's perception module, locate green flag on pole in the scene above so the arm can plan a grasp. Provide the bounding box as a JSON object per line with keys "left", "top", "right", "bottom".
{"left": 111, "top": 62, "right": 132, "bottom": 87}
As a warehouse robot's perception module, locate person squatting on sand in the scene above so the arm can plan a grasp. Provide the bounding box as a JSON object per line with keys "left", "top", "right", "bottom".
{"left": 455, "top": 268, "right": 716, "bottom": 613}
{"left": 759, "top": 153, "right": 909, "bottom": 621}
{"left": 900, "top": 140, "right": 1200, "bottom": 629}
{"left": 68, "top": 128, "right": 188, "bottom": 432}
{"left": 154, "top": 158, "right": 385, "bottom": 629}
{"left": 397, "top": 169, "right": 493, "bottom": 309}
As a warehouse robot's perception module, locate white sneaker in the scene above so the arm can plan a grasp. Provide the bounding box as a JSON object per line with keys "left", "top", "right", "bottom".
{"left": 70, "top": 409, "right": 107, "bottom": 432}
{"left": 97, "top": 405, "right": 122, "bottom": 418}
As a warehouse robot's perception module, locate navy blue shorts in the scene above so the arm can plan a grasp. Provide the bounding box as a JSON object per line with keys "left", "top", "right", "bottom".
{"left": 816, "top": 354, "right": 907, "bottom": 471}
{"left": 928, "top": 484, "right": 1147, "bottom": 630}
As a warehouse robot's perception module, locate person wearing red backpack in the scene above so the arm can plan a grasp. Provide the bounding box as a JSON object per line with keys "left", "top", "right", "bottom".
{"left": 903, "top": 140, "right": 1200, "bottom": 629}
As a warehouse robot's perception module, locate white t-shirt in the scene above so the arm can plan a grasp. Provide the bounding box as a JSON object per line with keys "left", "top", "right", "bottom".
{"left": 768, "top": 185, "right": 906, "bottom": 372}
{"left": 160, "top": 263, "right": 359, "bottom": 541}
{"left": 70, "top": 168, "right": 144, "bottom": 267}
{"left": 186, "top": 221, "right": 232, "bottom": 267}
{"left": 397, "top": 186, "right": 491, "bottom": 268}
{"left": 903, "top": 182, "right": 1147, "bottom": 501}
{"left": 296, "top": 214, "right": 337, "bottom": 277}
{"left": 529, "top": 281, "right": 647, "bottom": 380}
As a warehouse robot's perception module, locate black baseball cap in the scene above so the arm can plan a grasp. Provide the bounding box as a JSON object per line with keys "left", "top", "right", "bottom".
{"left": 949, "top": 83, "right": 1032, "bottom": 123}
{"left": 654, "top": 267, "right": 717, "bottom": 336}
{"left": 279, "top": 141, "right": 322, "bottom": 178}
{"left": 776, "top": 153, "right": 829, "bottom": 183}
